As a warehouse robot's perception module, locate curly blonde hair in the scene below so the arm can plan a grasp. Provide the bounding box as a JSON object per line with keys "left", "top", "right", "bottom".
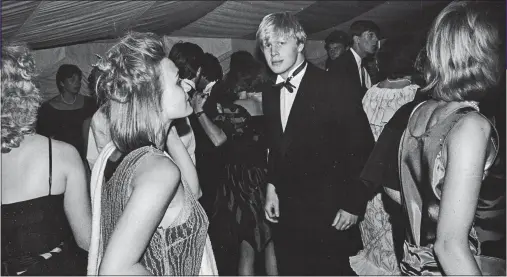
{"left": 1, "top": 43, "right": 41, "bottom": 153}
{"left": 95, "top": 32, "right": 167, "bottom": 153}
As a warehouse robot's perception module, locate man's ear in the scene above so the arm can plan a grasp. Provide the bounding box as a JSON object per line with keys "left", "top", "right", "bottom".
{"left": 352, "top": 35, "right": 360, "bottom": 46}
{"left": 297, "top": 42, "right": 305, "bottom": 53}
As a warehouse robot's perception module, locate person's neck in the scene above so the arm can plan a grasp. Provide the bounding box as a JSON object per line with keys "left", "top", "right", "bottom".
{"left": 60, "top": 91, "right": 78, "bottom": 104}
{"left": 280, "top": 55, "right": 306, "bottom": 80}
{"left": 351, "top": 46, "right": 366, "bottom": 59}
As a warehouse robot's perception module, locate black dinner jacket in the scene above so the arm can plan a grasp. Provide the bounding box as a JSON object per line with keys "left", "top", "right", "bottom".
{"left": 328, "top": 49, "right": 366, "bottom": 97}
{"left": 262, "top": 62, "right": 374, "bottom": 217}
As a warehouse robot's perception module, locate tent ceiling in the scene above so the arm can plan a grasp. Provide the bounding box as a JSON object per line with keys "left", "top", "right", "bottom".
{"left": 2, "top": 0, "right": 455, "bottom": 50}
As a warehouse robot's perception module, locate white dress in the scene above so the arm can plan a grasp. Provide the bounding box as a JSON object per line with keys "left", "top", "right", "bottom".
{"left": 349, "top": 82, "right": 418, "bottom": 275}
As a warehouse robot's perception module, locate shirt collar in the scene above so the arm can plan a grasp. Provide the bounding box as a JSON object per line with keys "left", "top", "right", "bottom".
{"left": 350, "top": 48, "right": 363, "bottom": 68}
{"left": 275, "top": 60, "right": 308, "bottom": 84}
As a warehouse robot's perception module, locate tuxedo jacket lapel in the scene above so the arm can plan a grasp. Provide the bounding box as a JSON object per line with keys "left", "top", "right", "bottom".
{"left": 345, "top": 50, "right": 361, "bottom": 87}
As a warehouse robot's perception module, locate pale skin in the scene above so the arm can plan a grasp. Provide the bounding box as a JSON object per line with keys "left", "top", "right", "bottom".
{"left": 387, "top": 100, "right": 495, "bottom": 275}
{"left": 351, "top": 30, "right": 378, "bottom": 59}
{"left": 98, "top": 147, "right": 182, "bottom": 275}
{"left": 1, "top": 134, "right": 92, "bottom": 251}
{"left": 51, "top": 74, "right": 86, "bottom": 111}
{"left": 190, "top": 91, "right": 227, "bottom": 147}
{"left": 99, "top": 58, "right": 196, "bottom": 275}
{"left": 434, "top": 112, "right": 492, "bottom": 275}
{"left": 261, "top": 33, "right": 358, "bottom": 230}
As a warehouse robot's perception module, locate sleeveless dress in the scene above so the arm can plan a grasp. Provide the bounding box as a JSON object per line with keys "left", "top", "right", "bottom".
{"left": 100, "top": 146, "right": 210, "bottom": 275}
{"left": 2, "top": 138, "right": 87, "bottom": 276}
{"left": 399, "top": 103, "right": 505, "bottom": 275}
{"left": 350, "top": 83, "right": 418, "bottom": 275}
{"left": 211, "top": 103, "right": 272, "bottom": 253}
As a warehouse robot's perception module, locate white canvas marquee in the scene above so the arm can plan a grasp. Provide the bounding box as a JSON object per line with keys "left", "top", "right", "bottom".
{"left": 3, "top": 0, "right": 472, "bottom": 100}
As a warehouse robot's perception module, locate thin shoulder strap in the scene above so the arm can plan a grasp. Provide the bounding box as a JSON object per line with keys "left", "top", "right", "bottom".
{"left": 48, "top": 137, "right": 53, "bottom": 195}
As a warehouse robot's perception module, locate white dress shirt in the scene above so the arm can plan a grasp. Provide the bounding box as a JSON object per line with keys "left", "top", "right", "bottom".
{"left": 350, "top": 48, "right": 372, "bottom": 89}
{"left": 276, "top": 61, "right": 308, "bottom": 132}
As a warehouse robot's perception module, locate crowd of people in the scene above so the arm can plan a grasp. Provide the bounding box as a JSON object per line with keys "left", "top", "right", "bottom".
{"left": 1, "top": 1, "right": 505, "bottom": 275}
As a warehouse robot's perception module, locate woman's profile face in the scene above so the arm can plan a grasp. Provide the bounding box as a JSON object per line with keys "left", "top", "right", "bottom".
{"left": 159, "top": 58, "right": 193, "bottom": 121}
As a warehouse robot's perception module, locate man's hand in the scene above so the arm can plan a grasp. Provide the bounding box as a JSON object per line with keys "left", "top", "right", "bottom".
{"left": 190, "top": 92, "right": 207, "bottom": 113}
{"left": 331, "top": 209, "right": 359, "bottom": 231}
{"left": 264, "top": 183, "right": 279, "bottom": 223}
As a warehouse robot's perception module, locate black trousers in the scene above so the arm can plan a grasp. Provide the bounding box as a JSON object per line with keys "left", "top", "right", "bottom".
{"left": 272, "top": 207, "right": 361, "bottom": 276}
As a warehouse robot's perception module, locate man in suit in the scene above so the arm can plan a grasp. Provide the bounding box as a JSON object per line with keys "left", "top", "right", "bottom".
{"left": 328, "top": 20, "right": 380, "bottom": 98}
{"left": 324, "top": 30, "right": 350, "bottom": 71}
{"left": 258, "top": 12, "right": 375, "bottom": 275}
{"left": 168, "top": 42, "right": 205, "bottom": 165}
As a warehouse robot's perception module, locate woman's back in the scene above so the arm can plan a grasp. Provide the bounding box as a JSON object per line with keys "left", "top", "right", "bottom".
{"left": 3, "top": 135, "right": 72, "bottom": 202}
{"left": 1, "top": 134, "right": 90, "bottom": 275}
{"left": 399, "top": 100, "right": 500, "bottom": 274}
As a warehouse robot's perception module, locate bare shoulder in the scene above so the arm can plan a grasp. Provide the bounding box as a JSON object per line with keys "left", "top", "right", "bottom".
{"left": 448, "top": 112, "right": 492, "bottom": 144}
{"left": 50, "top": 139, "right": 82, "bottom": 163}
{"left": 131, "top": 153, "right": 181, "bottom": 191}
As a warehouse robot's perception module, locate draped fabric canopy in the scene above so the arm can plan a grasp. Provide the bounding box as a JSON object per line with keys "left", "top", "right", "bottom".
{"left": 2, "top": 1, "right": 453, "bottom": 50}
{"left": 2, "top": 1, "right": 456, "bottom": 99}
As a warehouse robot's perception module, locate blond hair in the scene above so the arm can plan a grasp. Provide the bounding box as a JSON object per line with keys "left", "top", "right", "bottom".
{"left": 423, "top": 1, "right": 501, "bottom": 101}
{"left": 256, "top": 12, "right": 307, "bottom": 49}
{"left": 1, "top": 43, "right": 41, "bottom": 153}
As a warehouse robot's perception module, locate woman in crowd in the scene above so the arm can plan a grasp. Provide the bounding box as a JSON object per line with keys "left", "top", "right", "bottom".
{"left": 350, "top": 38, "right": 423, "bottom": 275}
{"left": 36, "top": 64, "right": 97, "bottom": 160}
{"left": 87, "top": 32, "right": 216, "bottom": 275}
{"left": 209, "top": 50, "right": 277, "bottom": 275}
{"left": 396, "top": 1, "right": 504, "bottom": 274}
{"left": 2, "top": 43, "right": 91, "bottom": 275}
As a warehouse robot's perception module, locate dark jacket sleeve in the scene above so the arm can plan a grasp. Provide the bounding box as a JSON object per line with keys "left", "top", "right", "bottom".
{"left": 359, "top": 100, "right": 422, "bottom": 193}
{"left": 261, "top": 87, "right": 280, "bottom": 188}
{"left": 333, "top": 77, "right": 375, "bottom": 216}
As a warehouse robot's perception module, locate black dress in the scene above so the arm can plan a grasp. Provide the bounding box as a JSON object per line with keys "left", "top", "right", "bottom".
{"left": 1, "top": 138, "right": 87, "bottom": 275}
{"left": 211, "top": 103, "right": 272, "bottom": 253}
{"left": 36, "top": 96, "right": 97, "bottom": 159}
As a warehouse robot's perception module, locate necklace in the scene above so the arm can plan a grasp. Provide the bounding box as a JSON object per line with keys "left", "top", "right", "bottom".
{"left": 61, "top": 94, "right": 77, "bottom": 105}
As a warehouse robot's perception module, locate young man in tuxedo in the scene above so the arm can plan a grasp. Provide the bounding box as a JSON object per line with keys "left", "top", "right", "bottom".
{"left": 328, "top": 20, "right": 380, "bottom": 98}
{"left": 258, "top": 12, "right": 374, "bottom": 275}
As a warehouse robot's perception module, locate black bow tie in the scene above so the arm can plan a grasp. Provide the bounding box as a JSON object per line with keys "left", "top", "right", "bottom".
{"left": 273, "top": 61, "right": 307, "bottom": 93}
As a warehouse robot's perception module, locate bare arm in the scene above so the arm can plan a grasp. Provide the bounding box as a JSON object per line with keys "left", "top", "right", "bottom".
{"left": 166, "top": 126, "right": 202, "bottom": 198}
{"left": 196, "top": 113, "right": 227, "bottom": 147}
{"left": 191, "top": 92, "right": 227, "bottom": 147}
{"left": 63, "top": 143, "right": 92, "bottom": 251}
{"left": 434, "top": 113, "right": 491, "bottom": 275}
{"left": 99, "top": 155, "right": 180, "bottom": 275}
{"left": 82, "top": 117, "right": 92, "bottom": 159}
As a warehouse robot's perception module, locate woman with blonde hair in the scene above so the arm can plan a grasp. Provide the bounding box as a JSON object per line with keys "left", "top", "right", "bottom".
{"left": 87, "top": 32, "right": 216, "bottom": 275}
{"left": 395, "top": 1, "right": 505, "bottom": 275}
{"left": 2, "top": 43, "right": 91, "bottom": 275}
